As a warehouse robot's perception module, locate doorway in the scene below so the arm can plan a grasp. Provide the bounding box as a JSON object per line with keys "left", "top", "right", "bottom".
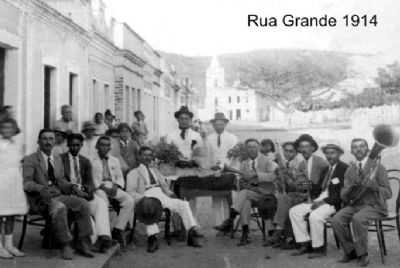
{"left": 44, "top": 66, "right": 55, "bottom": 128}
{"left": 0, "top": 47, "right": 5, "bottom": 106}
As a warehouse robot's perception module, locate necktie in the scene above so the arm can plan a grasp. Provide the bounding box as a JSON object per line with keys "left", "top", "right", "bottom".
{"left": 358, "top": 162, "right": 363, "bottom": 177}
{"left": 323, "top": 166, "right": 333, "bottom": 189}
{"left": 146, "top": 166, "right": 157, "bottom": 185}
{"left": 102, "top": 158, "right": 111, "bottom": 181}
{"left": 286, "top": 161, "right": 290, "bottom": 169}
{"left": 47, "top": 157, "right": 56, "bottom": 185}
{"left": 180, "top": 129, "right": 186, "bottom": 140}
{"left": 251, "top": 160, "right": 256, "bottom": 172}
{"left": 73, "top": 156, "right": 81, "bottom": 184}
{"left": 217, "top": 134, "right": 221, "bottom": 147}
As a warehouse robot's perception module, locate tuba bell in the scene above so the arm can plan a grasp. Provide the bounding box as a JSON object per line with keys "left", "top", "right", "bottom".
{"left": 369, "top": 124, "right": 399, "bottom": 159}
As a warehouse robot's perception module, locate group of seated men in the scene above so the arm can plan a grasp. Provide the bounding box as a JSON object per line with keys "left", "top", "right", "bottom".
{"left": 23, "top": 128, "right": 203, "bottom": 260}
{"left": 214, "top": 134, "right": 391, "bottom": 267}
{"left": 22, "top": 104, "right": 392, "bottom": 267}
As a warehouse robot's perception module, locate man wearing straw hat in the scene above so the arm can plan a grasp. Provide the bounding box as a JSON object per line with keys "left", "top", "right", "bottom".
{"left": 289, "top": 143, "right": 348, "bottom": 258}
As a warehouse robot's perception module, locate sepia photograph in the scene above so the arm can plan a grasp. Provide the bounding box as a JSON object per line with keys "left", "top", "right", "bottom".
{"left": 0, "top": 0, "right": 399, "bottom": 267}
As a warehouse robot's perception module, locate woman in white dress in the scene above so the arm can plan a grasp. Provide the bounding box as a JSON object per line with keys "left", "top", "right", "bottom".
{"left": 0, "top": 117, "right": 28, "bottom": 259}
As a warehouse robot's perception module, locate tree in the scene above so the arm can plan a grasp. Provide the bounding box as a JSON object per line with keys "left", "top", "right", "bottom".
{"left": 375, "top": 61, "right": 400, "bottom": 95}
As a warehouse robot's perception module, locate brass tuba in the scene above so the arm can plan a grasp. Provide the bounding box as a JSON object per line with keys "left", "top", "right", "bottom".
{"left": 348, "top": 124, "right": 399, "bottom": 205}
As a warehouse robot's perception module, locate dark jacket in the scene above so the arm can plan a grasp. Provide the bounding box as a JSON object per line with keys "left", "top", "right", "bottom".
{"left": 60, "top": 153, "right": 96, "bottom": 200}
{"left": 23, "top": 151, "right": 74, "bottom": 213}
{"left": 320, "top": 160, "right": 348, "bottom": 210}
{"left": 297, "top": 155, "right": 329, "bottom": 199}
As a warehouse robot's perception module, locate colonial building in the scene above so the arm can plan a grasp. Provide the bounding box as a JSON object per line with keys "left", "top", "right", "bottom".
{"left": 0, "top": 0, "right": 199, "bottom": 152}
{"left": 199, "top": 55, "right": 286, "bottom": 123}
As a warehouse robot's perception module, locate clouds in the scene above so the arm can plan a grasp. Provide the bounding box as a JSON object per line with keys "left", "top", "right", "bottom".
{"left": 104, "top": 0, "right": 400, "bottom": 58}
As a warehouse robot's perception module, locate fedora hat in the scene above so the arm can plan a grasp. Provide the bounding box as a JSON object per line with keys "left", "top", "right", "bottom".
{"left": 294, "top": 134, "right": 319, "bottom": 152}
{"left": 321, "top": 143, "right": 344, "bottom": 154}
{"left": 210, "top": 112, "right": 229, "bottom": 123}
{"left": 135, "top": 197, "right": 163, "bottom": 225}
{"left": 174, "top": 106, "right": 194, "bottom": 119}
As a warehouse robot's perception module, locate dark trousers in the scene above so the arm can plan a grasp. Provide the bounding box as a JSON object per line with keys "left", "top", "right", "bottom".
{"left": 331, "top": 205, "right": 385, "bottom": 256}
{"left": 48, "top": 195, "right": 92, "bottom": 244}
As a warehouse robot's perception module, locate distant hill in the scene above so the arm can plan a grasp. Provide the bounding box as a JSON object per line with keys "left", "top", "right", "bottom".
{"left": 160, "top": 49, "right": 351, "bottom": 103}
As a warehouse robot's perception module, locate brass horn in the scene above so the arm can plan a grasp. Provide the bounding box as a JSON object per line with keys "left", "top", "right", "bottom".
{"left": 370, "top": 124, "right": 399, "bottom": 159}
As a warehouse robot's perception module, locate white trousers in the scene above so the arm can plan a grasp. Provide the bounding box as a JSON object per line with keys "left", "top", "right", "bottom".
{"left": 97, "top": 189, "right": 134, "bottom": 231}
{"left": 144, "top": 187, "right": 198, "bottom": 236}
{"left": 88, "top": 192, "right": 111, "bottom": 237}
{"left": 289, "top": 203, "right": 336, "bottom": 248}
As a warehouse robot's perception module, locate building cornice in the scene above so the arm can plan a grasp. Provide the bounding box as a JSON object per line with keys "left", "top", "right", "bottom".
{"left": 119, "top": 50, "right": 146, "bottom": 68}
{"left": 115, "top": 65, "right": 144, "bottom": 79}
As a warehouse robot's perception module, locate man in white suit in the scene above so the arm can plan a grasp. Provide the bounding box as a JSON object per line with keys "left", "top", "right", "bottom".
{"left": 126, "top": 146, "right": 203, "bottom": 253}
{"left": 206, "top": 112, "right": 238, "bottom": 225}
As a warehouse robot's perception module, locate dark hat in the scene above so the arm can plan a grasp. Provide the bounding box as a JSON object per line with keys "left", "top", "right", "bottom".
{"left": 174, "top": 106, "right": 194, "bottom": 119}
{"left": 294, "top": 134, "right": 319, "bottom": 152}
{"left": 135, "top": 197, "right": 163, "bottom": 225}
{"left": 117, "top": 122, "right": 132, "bottom": 133}
{"left": 210, "top": 112, "right": 229, "bottom": 123}
{"left": 321, "top": 143, "right": 344, "bottom": 154}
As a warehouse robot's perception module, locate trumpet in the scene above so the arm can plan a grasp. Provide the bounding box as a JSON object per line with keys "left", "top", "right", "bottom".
{"left": 348, "top": 124, "right": 399, "bottom": 205}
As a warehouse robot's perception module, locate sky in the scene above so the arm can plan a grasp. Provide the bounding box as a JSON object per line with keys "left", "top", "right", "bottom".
{"left": 103, "top": 0, "right": 400, "bottom": 57}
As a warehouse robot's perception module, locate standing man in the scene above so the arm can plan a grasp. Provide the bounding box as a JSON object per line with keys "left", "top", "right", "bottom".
{"left": 331, "top": 139, "right": 391, "bottom": 266}
{"left": 126, "top": 146, "right": 202, "bottom": 253}
{"left": 132, "top": 110, "right": 149, "bottom": 146}
{"left": 214, "top": 139, "right": 277, "bottom": 246}
{"left": 61, "top": 134, "right": 113, "bottom": 253}
{"left": 91, "top": 136, "right": 134, "bottom": 248}
{"left": 80, "top": 121, "right": 99, "bottom": 161}
{"left": 22, "top": 129, "right": 93, "bottom": 260}
{"left": 289, "top": 144, "right": 348, "bottom": 257}
{"left": 54, "top": 105, "right": 78, "bottom": 134}
{"left": 166, "top": 106, "right": 203, "bottom": 161}
{"left": 207, "top": 112, "right": 238, "bottom": 225}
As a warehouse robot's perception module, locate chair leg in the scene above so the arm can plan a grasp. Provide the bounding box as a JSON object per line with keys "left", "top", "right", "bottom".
{"left": 261, "top": 219, "right": 266, "bottom": 241}
{"left": 129, "top": 213, "right": 137, "bottom": 244}
{"left": 379, "top": 221, "right": 387, "bottom": 256}
{"left": 396, "top": 215, "right": 400, "bottom": 242}
{"left": 164, "top": 209, "right": 171, "bottom": 245}
{"left": 375, "top": 220, "right": 385, "bottom": 264}
{"left": 323, "top": 223, "right": 327, "bottom": 253}
{"left": 18, "top": 215, "right": 28, "bottom": 250}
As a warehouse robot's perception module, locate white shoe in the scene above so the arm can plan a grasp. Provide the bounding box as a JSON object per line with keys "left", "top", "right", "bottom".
{"left": 4, "top": 235, "right": 25, "bottom": 257}
{"left": 5, "top": 246, "right": 25, "bottom": 257}
{"left": 0, "top": 247, "right": 13, "bottom": 259}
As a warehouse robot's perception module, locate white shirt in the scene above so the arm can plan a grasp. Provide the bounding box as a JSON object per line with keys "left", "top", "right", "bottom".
{"left": 80, "top": 136, "right": 99, "bottom": 161}
{"left": 68, "top": 153, "right": 80, "bottom": 184}
{"left": 206, "top": 131, "right": 238, "bottom": 166}
{"left": 306, "top": 155, "right": 314, "bottom": 180}
{"left": 357, "top": 157, "right": 368, "bottom": 169}
{"left": 166, "top": 128, "right": 203, "bottom": 160}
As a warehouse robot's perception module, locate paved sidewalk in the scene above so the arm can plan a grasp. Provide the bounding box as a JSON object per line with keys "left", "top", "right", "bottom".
{"left": 0, "top": 222, "right": 119, "bottom": 268}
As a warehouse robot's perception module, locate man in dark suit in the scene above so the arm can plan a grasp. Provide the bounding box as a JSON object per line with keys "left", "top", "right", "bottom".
{"left": 22, "top": 129, "right": 93, "bottom": 260}
{"left": 61, "top": 133, "right": 113, "bottom": 253}
{"left": 331, "top": 139, "right": 391, "bottom": 266}
{"left": 289, "top": 143, "right": 348, "bottom": 258}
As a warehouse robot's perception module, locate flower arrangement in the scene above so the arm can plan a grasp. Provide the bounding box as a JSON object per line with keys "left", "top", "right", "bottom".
{"left": 227, "top": 142, "right": 249, "bottom": 161}
{"left": 152, "top": 140, "right": 182, "bottom": 164}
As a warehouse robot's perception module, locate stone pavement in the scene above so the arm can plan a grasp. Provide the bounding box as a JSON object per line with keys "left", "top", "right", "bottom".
{"left": 0, "top": 222, "right": 119, "bottom": 268}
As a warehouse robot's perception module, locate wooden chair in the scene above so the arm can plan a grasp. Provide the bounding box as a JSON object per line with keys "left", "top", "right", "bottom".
{"left": 18, "top": 211, "right": 55, "bottom": 250}
{"left": 231, "top": 206, "right": 267, "bottom": 241}
{"left": 368, "top": 170, "right": 400, "bottom": 264}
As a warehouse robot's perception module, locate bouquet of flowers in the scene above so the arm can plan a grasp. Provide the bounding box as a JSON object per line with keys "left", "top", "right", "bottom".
{"left": 227, "top": 142, "right": 249, "bottom": 161}
{"left": 153, "top": 140, "right": 182, "bottom": 164}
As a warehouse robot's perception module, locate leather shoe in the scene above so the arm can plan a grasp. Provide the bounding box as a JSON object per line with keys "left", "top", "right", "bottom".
{"left": 358, "top": 254, "right": 370, "bottom": 267}
{"left": 308, "top": 247, "right": 326, "bottom": 259}
{"left": 147, "top": 235, "right": 159, "bottom": 253}
{"left": 214, "top": 219, "right": 233, "bottom": 234}
{"left": 291, "top": 243, "right": 311, "bottom": 256}
{"left": 187, "top": 228, "right": 202, "bottom": 248}
{"left": 61, "top": 244, "right": 74, "bottom": 260}
{"left": 338, "top": 250, "right": 358, "bottom": 263}
{"left": 237, "top": 226, "right": 250, "bottom": 247}
{"left": 112, "top": 228, "right": 126, "bottom": 248}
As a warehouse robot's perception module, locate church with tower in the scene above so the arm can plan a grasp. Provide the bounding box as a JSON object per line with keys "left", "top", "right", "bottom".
{"left": 199, "top": 56, "right": 286, "bottom": 124}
